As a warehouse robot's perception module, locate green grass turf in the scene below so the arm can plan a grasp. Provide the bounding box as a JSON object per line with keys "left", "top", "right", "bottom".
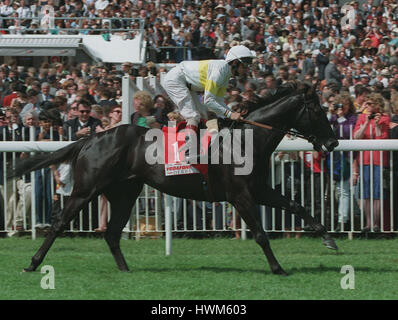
{"left": 0, "top": 236, "right": 397, "bottom": 300}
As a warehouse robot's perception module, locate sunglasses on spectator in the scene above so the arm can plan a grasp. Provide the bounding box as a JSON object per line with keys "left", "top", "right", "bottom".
{"left": 79, "top": 110, "right": 90, "bottom": 114}
{"left": 112, "top": 110, "right": 122, "bottom": 113}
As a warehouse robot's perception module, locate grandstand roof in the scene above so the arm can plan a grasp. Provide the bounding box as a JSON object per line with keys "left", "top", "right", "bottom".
{"left": 0, "top": 34, "right": 146, "bottom": 64}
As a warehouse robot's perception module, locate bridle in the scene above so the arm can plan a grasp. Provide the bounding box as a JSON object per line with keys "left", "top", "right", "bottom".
{"left": 239, "top": 94, "right": 317, "bottom": 144}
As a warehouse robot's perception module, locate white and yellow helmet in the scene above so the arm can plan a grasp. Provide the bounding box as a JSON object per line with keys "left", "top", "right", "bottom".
{"left": 225, "top": 45, "right": 256, "bottom": 63}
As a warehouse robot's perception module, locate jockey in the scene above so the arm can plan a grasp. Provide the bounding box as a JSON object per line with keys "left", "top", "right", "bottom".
{"left": 161, "top": 45, "right": 256, "bottom": 161}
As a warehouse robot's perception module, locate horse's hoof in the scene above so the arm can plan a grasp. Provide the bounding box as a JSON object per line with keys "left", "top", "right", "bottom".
{"left": 323, "top": 238, "right": 338, "bottom": 250}
{"left": 272, "top": 267, "right": 288, "bottom": 276}
{"left": 22, "top": 267, "right": 34, "bottom": 272}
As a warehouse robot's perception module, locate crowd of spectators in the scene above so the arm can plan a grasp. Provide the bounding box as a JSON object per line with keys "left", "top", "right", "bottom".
{"left": 0, "top": 0, "right": 398, "bottom": 235}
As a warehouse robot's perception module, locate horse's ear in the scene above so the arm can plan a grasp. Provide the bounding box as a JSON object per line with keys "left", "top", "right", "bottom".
{"left": 302, "top": 80, "right": 318, "bottom": 96}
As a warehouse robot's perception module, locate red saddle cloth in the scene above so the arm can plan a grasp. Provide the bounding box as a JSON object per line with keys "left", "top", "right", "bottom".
{"left": 162, "top": 121, "right": 211, "bottom": 177}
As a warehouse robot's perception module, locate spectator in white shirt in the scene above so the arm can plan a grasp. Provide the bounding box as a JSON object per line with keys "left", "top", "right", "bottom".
{"left": 16, "top": 0, "right": 32, "bottom": 19}
{"left": 0, "top": 0, "right": 14, "bottom": 27}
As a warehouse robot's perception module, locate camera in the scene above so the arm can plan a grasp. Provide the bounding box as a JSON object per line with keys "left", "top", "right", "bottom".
{"left": 368, "top": 113, "right": 376, "bottom": 120}
{"left": 333, "top": 103, "right": 343, "bottom": 110}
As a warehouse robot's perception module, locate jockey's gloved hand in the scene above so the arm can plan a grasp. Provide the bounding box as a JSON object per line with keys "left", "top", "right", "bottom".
{"left": 230, "top": 112, "right": 242, "bottom": 121}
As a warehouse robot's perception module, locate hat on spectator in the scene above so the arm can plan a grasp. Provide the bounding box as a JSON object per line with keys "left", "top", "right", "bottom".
{"left": 304, "top": 49, "right": 312, "bottom": 55}
{"left": 258, "top": 13, "right": 266, "bottom": 22}
{"left": 381, "top": 69, "right": 390, "bottom": 76}
{"left": 215, "top": 4, "right": 227, "bottom": 11}
{"left": 282, "top": 43, "right": 291, "bottom": 51}
{"left": 241, "top": 40, "right": 252, "bottom": 46}
{"left": 392, "top": 27, "right": 398, "bottom": 34}
{"left": 216, "top": 14, "right": 226, "bottom": 20}
{"left": 360, "top": 74, "right": 370, "bottom": 78}
{"left": 96, "top": 0, "right": 109, "bottom": 10}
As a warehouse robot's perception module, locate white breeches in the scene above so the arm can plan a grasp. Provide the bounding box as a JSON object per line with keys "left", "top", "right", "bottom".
{"left": 161, "top": 65, "right": 207, "bottom": 125}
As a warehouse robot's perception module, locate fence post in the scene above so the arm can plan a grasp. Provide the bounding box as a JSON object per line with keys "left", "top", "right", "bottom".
{"left": 122, "top": 75, "right": 136, "bottom": 125}
{"left": 30, "top": 126, "right": 36, "bottom": 240}
{"left": 165, "top": 204, "right": 172, "bottom": 256}
{"left": 241, "top": 219, "right": 247, "bottom": 240}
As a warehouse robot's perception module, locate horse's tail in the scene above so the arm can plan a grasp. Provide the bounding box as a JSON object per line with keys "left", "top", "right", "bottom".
{"left": 8, "top": 138, "right": 87, "bottom": 180}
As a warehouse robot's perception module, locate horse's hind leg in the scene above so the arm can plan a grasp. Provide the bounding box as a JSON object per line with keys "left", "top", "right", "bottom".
{"left": 231, "top": 193, "right": 287, "bottom": 276}
{"left": 24, "top": 195, "right": 92, "bottom": 272}
{"left": 103, "top": 180, "right": 143, "bottom": 272}
{"left": 260, "top": 185, "right": 337, "bottom": 250}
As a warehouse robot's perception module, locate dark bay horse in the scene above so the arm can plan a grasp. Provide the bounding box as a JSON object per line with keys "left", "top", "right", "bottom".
{"left": 9, "top": 83, "right": 338, "bottom": 276}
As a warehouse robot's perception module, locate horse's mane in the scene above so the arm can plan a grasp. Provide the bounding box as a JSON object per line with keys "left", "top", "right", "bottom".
{"left": 218, "top": 81, "right": 313, "bottom": 129}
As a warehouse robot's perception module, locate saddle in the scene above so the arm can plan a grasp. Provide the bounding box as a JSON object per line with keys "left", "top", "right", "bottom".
{"left": 162, "top": 120, "right": 211, "bottom": 178}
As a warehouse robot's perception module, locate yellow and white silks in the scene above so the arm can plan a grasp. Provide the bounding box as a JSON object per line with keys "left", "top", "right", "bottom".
{"left": 162, "top": 60, "right": 233, "bottom": 126}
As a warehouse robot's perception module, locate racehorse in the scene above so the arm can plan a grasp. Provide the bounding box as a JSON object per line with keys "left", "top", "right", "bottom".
{"left": 9, "top": 82, "right": 338, "bottom": 276}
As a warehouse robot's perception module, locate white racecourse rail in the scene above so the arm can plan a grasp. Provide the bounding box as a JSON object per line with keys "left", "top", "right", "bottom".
{"left": 0, "top": 139, "right": 397, "bottom": 242}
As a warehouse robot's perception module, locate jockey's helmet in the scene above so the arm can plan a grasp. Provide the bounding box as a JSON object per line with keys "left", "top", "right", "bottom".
{"left": 225, "top": 45, "right": 256, "bottom": 65}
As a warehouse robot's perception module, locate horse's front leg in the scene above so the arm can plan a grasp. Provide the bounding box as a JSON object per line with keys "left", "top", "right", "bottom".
{"left": 230, "top": 192, "right": 287, "bottom": 276}
{"left": 257, "top": 185, "right": 338, "bottom": 250}
{"left": 24, "top": 195, "right": 90, "bottom": 272}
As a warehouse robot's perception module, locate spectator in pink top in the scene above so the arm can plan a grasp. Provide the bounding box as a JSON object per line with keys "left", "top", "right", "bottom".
{"left": 353, "top": 93, "right": 390, "bottom": 232}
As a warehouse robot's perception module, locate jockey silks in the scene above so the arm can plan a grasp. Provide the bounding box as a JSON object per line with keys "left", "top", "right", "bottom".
{"left": 162, "top": 60, "right": 233, "bottom": 124}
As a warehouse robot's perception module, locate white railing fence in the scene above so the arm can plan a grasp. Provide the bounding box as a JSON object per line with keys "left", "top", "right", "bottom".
{"left": 1, "top": 139, "right": 397, "bottom": 241}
